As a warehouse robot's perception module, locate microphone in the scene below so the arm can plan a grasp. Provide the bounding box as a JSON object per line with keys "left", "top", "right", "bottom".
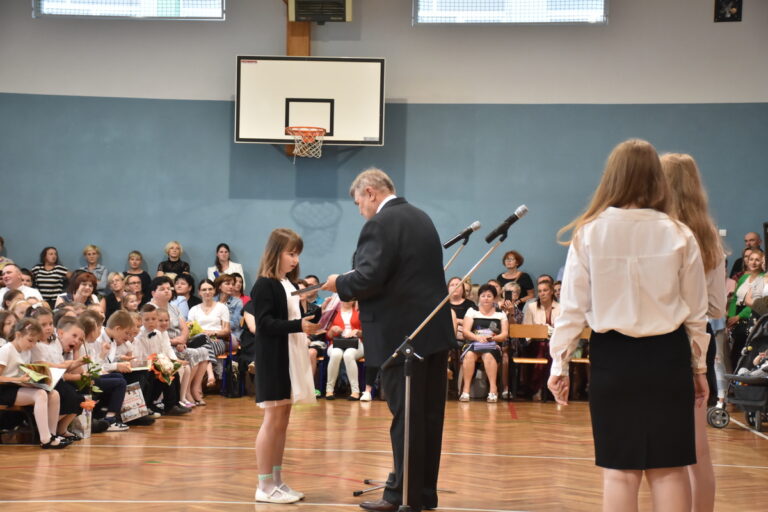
{"left": 443, "top": 221, "right": 481, "bottom": 249}
{"left": 484, "top": 205, "right": 529, "bottom": 243}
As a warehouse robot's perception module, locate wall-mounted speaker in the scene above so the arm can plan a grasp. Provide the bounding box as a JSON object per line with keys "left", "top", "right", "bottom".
{"left": 288, "top": 0, "right": 352, "bottom": 24}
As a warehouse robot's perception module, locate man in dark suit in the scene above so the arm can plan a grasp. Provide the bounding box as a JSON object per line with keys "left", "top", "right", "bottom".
{"left": 324, "top": 168, "right": 455, "bottom": 512}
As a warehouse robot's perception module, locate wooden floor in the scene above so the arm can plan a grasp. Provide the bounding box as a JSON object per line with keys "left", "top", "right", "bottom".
{"left": 0, "top": 395, "right": 766, "bottom": 511}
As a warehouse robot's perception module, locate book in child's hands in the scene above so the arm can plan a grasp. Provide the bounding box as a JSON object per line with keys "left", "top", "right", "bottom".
{"left": 19, "top": 364, "right": 65, "bottom": 392}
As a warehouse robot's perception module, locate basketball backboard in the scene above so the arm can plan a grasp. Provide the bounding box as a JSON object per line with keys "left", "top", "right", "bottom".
{"left": 236, "top": 56, "right": 385, "bottom": 146}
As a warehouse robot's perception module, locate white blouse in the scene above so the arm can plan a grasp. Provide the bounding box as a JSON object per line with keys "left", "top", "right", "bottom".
{"left": 188, "top": 302, "right": 230, "bottom": 333}
{"left": 549, "top": 207, "right": 709, "bottom": 376}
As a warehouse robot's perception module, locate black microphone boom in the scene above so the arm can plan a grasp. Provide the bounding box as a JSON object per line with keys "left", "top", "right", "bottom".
{"left": 484, "top": 205, "right": 529, "bottom": 243}
{"left": 443, "top": 221, "right": 481, "bottom": 249}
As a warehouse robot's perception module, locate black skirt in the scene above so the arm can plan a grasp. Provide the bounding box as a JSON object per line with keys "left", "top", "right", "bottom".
{"left": 589, "top": 326, "right": 695, "bottom": 470}
{"left": 0, "top": 384, "right": 20, "bottom": 406}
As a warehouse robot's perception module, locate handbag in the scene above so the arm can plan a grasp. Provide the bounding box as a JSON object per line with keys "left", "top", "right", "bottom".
{"left": 333, "top": 337, "right": 360, "bottom": 351}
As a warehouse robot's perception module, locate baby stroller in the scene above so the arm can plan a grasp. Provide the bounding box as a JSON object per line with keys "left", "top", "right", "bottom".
{"left": 708, "top": 313, "right": 768, "bottom": 432}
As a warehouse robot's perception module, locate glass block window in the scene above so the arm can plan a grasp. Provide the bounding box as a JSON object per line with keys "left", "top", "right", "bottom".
{"left": 414, "top": 0, "right": 607, "bottom": 24}
{"left": 34, "top": 0, "right": 225, "bottom": 20}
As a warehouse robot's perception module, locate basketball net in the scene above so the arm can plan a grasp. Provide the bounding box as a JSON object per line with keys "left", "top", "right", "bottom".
{"left": 285, "top": 126, "right": 326, "bottom": 161}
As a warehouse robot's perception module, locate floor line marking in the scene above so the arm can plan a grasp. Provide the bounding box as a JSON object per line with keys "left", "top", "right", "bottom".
{"left": 730, "top": 418, "right": 768, "bottom": 441}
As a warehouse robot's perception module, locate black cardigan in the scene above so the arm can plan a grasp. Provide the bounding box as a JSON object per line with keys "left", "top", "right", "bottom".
{"left": 250, "top": 276, "right": 304, "bottom": 403}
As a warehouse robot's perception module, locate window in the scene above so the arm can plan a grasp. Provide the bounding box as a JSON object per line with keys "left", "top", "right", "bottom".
{"left": 413, "top": 0, "right": 607, "bottom": 24}
{"left": 34, "top": 0, "right": 225, "bottom": 20}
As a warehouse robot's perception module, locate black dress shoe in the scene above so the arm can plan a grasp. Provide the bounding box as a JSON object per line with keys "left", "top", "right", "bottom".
{"left": 359, "top": 499, "right": 397, "bottom": 511}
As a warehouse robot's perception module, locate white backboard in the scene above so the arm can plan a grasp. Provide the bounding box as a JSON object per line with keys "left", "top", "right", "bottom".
{"left": 236, "top": 56, "right": 385, "bottom": 146}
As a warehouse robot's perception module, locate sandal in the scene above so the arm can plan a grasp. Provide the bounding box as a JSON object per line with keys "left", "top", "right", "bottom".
{"left": 60, "top": 432, "right": 83, "bottom": 442}
{"left": 41, "top": 436, "right": 68, "bottom": 450}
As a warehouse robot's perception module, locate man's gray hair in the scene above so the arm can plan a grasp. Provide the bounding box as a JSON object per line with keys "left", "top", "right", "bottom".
{"left": 349, "top": 167, "right": 396, "bottom": 198}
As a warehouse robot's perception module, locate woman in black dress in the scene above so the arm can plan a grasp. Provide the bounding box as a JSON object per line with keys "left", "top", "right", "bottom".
{"left": 548, "top": 140, "right": 710, "bottom": 511}
{"left": 251, "top": 228, "right": 322, "bottom": 504}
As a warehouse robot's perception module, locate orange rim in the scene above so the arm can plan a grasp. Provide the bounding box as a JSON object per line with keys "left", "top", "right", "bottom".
{"left": 285, "top": 126, "right": 326, "bottom": 143}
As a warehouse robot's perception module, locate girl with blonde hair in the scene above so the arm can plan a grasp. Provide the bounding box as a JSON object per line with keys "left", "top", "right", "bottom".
{"left": 661, "top": 153, "right": 726, "bottom": 512}
{"left": 549, "top": 139, "right": 710, "bottom": 512}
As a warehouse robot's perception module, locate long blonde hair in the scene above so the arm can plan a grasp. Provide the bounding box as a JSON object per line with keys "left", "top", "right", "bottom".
{"left": 557, "top": 139, "right": 669, "bottom": 245}
{"left": 661, "top": 153, "right": 724, "bottom": 271}
{"left": 257, "top": 228, "right": 303, "bottom": 281}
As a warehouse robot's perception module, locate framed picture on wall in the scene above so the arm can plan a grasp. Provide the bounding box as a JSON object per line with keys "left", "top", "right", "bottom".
{"left": 714, "top": 0, "right": 742, "bottom": 22}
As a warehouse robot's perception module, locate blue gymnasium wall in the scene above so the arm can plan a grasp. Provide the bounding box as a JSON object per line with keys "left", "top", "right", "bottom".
{"left": 1, "top": 92, "right": 766, "bottom": 285}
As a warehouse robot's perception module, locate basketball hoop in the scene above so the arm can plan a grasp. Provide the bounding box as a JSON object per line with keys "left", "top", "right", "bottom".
{"left": 285, "top": 126, "right": 326, "bottom": 160}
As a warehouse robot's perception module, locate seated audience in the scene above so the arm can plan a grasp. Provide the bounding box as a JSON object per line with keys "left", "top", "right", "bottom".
{"left": 459, "top": 284, "right": 508, "bottom": 403}
{"left": 207, "top": 243, "right": 245, "bottom": 289}
{"left": 9, "top": 299, "right": 31, "bottom": 319}
{"left": 103, "top": 272, "right": 126, "bottom": 321}
{"left": 80, "top": 244, "right": 109, "bottom": 295}
{"left": 30, "top": 313, "right": 88, "bottom": 442}
{"left": 213, "top": 274, "right": 243, "bottom": 345}
{"left": 82, "top": 310, "right": 133, "bottom": 431}
{"left": 123, "top": 250, "right": 152, "bottom": 296}
{"left": 324, "top": 299, "right": 364, "bottom": 400}
{"left": 55, "top": 271, "right": 104, "bottom": 314}
{"left": 303, "top": 274, "right": 325, "bottom": 308}
{"left": 31, "top": 247, "right": 70, "bottom": 308}
{"left": 553, "top": 280, "right": 562, "bottom": 302}
{"left": 0, "top": 311, "right": 18, "bottom": 346}
{"left": 495, "top": 250, "right": 535, "bottom": 304}
{"left": 124, "top": 274, "right": 148, "bottom": 307}
{"left": 523, "top": 280, "right": 561, "bottom": 400}
{"left": 171, "top": 274, "right": 200, "bottom": 320}
{"left": 537, "top": 274, "right": 554, "bottom": 286}
{"left": 20, "top": 268, "right": 35, "bottom": 288}
{"left": 156, "top": 241, "right": 190, "bottom": 280}
{"left": 188, "top": 279, "right": 229, "bottom": 383}
{"left": 2, "top": 289, "right": 24, "bottom": 311}
{"left": 232, "top": 272, "right": 250, "bottom": 306}
{"left": 730, "top": 231, "right": 763, "bottom": 278}
{"left": 121, "top": 292, "right": 140, "bottom": 313}
{"left": 0, "top": 263, "right": 43, "bottom": 304}
{"left": 148, "top": 276, "right": 208, "bottom": 405}
{"left": 130, "top": 304, "right": 189, "bottom": 416}
{"left": 0, "top": 317, "right": 66, "bottom": 448}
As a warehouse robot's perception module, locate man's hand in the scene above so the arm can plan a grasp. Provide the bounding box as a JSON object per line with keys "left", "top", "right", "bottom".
{"left": 323, "top": 274, "right": 339, "bottom": 293}
{"left": 117, "top": 362, "right": 131, "bottom": 373}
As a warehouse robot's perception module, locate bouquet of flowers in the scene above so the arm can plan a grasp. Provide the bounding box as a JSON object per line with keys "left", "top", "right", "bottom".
{"left": 148, "top": 353, "right": 182, "bottom": 384}
{"left": 75, "top": 357, "right": 102, "bottom": 394}
{"left": 187, "top": 321, "right": 204, "bottom": 337}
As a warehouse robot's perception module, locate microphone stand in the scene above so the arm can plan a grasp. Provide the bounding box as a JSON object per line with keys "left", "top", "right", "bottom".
{"left": 379, "top": 226, "right": 514, "bottom": 512}
{"left": 443, "top": 236, "right": 469, "bottom": 272}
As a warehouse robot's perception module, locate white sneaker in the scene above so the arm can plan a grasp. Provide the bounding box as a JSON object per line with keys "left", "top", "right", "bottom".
{"left": 279, "top": 483, "right": 305, "bottom": 500}
{"left": 360, "top": 391, "right": 372, "bottom": 402}
{"left": 255, "top": 486, "right": 300, "bottom": 504}
{"left": 459, "top": 393, "right": 470, "bottom": 402}
{"left": 487, "top": 393, "right": 498, "bottom": 403}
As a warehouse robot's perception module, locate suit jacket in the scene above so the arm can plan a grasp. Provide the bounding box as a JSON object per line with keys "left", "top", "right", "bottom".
{"left": 336, "top": 197, "right": 455, "bottom": 366}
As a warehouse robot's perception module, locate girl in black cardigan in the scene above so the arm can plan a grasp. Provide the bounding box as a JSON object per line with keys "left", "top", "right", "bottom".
{"left": 252, "top": 228, "right": 322, "bottom": 504}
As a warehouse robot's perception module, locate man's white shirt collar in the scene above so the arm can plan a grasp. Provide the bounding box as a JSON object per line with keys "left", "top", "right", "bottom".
{"left": 377, "top": 195, "right": 397, "bottom": 214}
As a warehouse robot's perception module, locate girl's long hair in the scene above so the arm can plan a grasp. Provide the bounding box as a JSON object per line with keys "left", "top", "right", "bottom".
{"left": 660, "top": 153, "right": 725, "bottom": 271}
{"left": 557, "top": 139, "right": 669, "bottom": 245}
{"left": 257, "top": 228, "right": 303, "bottom": 282}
